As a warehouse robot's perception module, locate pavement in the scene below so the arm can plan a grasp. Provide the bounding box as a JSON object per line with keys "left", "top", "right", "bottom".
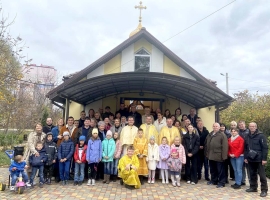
{"left": 0, "top": 168, "right": 269, "bottom": 200}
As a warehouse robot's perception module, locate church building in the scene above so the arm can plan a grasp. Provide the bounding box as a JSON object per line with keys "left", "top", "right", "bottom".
{"left": 47, "top": 2, "right": 232, "bottom": 130}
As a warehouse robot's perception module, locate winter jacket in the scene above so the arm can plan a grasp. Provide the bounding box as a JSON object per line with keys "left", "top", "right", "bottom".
{"left": 44, "top": 136, "right": 57, "bottom": 165}
{"left": 51, "top": 126, "right": 60, "bottom": 143}
{"left": 57, "top": 125, "right": 78, "bottom": 147}
{"left": 228, "top": 136, "right": 244, "bottom": 158}
{"left": 197, "top": 127, "right": 209, "bottom": 146}
{"left": 205, "top": 131, "right": 228, "bottom": 162}
{"left": 43, "top": 125, "right": 55, "bottom": 134}
{"left": 98, "top": 130, "right": 107, "bottom": 142}
{"left": 102, "top": 138, "right": 116, "bottom": 162}
{"left": 114, "top": 139, "right": 122, "bottom": 159}
{"left": 167, "top": 157, "right": 182, "bottom": 172}
{"left": 170, "top": 144, "right": 186, "bottom": 164}
{"left": 187, "top": 114, "right": 198, "bottom": 128}
{"left": 244, "top": 130, "right": 268, "bottom": 162}
{"left": 77, "top": 126, "right": 93, "bottom": 143}
{"left": 159, "top": 144, "right": 170, "bottom": 161}
{"left": 182, "top": 133, "right": 200, "bottom": 156}
{"left": 29, "top": 147, "right": 47, "bottom": 167}
{"left": 9, "top": 161, "right": 26, "bottom": 173}
{"left": 86, "top": 137, "right": 102, "bottom": 163}
{"left": 239, "top": 128, "right": 249, "bottom": 140}
{"left": 58, "top": 138, "right": 75, "bottom": 161}
{"left": 110, "top": 125, "right": 123, "bottom": 136}
{"left": 146, "top": 143, "right": 159, "bottom": 162}
{"left": 74, "top": 144, "right": 87, "bottom": 163}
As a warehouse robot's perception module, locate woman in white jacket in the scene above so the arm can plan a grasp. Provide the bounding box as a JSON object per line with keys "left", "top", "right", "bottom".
{"left": 147, "top": 136, "right": 159, "bottom": 184}
{"left": 154, "top": 112, "right": 167, "bottom": 134}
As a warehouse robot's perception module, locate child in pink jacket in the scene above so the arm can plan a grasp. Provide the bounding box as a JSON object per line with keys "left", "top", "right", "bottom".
{"left": 112, "top": 132, "right": 122, "bottom": 181}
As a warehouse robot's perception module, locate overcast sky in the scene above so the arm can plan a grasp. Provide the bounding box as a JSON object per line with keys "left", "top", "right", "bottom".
{"left": 2, "top": 0, "right": 270, "bottom": 96}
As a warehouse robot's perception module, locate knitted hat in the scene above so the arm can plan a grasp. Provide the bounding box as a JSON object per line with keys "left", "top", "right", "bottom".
{"left": 171, "top": 149, "right": 177, "bottom": 153}
{"left": 92, "top": 128, "right": 98, "bottom": 134}
{"left": 63, "top": 131, "right": 70, "bottom": 137}
{"left": 79, "top": 135, "right": 86, "bottom": 141}
{"left": 106, "top": 130, "right": 112, "bottom": 136}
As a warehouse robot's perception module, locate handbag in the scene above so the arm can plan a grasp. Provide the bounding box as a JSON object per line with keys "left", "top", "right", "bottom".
{"left": 247, "top": 137, "right": 258, "bottom": 159}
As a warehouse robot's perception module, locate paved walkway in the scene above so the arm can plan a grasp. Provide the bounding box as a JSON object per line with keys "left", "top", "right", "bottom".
{"left": 0, "top": 168, "right": 269, "bottom": 200}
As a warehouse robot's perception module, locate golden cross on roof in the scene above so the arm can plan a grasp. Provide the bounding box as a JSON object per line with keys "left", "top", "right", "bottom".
{"left": 135, "top": 1, "right": 147, "bottom": 23}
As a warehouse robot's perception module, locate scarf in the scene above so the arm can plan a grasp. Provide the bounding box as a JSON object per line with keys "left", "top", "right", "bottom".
{"left": 231, "top": 134, "right": 239, "bottom": 142}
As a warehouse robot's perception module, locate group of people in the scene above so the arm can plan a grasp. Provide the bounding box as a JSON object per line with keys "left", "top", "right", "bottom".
{"left": 8, "top": 105, "right": 268, "bottom": 197}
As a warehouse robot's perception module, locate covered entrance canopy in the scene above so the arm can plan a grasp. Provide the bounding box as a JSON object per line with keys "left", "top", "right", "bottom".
{"left": 47, "top": 72, "right": 232, "bottom": 109}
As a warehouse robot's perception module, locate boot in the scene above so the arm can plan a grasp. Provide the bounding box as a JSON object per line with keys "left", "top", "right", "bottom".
{"left": 47, "top": 178, "right": 51, "bottom": 185}
{"left": 171, "top": 175, "right": 176, "bottom": 187}
{"left": 113, "top": 175, "right": 117, "bottom": 182}
{"left": 176, "top": 176, "right": 181, "bottom": 187}
{"left": 106, "top": 174, "right": 110, "bottom": 184}
{"left": 103, "top": 174, "right": 107, "bottom": 183}
{"left": 139, "top": 176, "right": 144, "bottom": 185}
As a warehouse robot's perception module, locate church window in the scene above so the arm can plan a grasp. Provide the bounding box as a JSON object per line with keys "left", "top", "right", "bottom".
{"left": 134, "top": 48, "right": 150, "bottom": 72}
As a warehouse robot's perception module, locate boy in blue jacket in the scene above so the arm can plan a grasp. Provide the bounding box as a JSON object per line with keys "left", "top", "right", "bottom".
{"left": 58, "top": 131, "right": 75, "bottom": 185}
{"left": 9, "top": 155, "right": 30, "bottom": 191}
{"left": 29, "top": 142, "right": 48, "bottom": 188}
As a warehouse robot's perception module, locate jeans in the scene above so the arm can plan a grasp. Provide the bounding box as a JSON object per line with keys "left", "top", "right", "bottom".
{"left": 248, "top": 161, "right": 268, "bottom": 192}
{"left": 104, "top": 162, "right": 113, "bottom": 175}
{"left": 59, "top": 160, "right": 71, "bottom": 181}
{"left": 74, "top": 163, "right": 85, "bottom": 182}
{"left": 242, "top": 162, "right": 250, "bottom": 184}
{"left": 230, "top": 156, "right": 244, "bottom": 185}
{"left": 197, "top": 150, "right": 209, "bottom": 179}
{"left": 30, "top": 166, "right": 44, "bottom": 184}
{"left": 185, "top": 155, "right": 198, "bottom": 183}
{"left": 112, "top": 159, "right": 119, "bottom": 175}
{"left": 209, "top": 160, "right": 226, "bottom": 186}
{"left": 11, "top": 171, "right": 29, "bottom": 186}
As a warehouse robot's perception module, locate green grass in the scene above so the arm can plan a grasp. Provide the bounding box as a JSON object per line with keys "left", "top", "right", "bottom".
{"left": 0, "top": 151, "right": 11, "bottom": 167}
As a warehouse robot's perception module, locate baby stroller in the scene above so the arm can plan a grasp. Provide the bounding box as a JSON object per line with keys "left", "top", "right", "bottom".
{"left": 0, "top": 146, "right": 29, "bottom": 194}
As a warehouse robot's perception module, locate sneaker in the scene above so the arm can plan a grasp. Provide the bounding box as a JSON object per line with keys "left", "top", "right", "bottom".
{"left": 207, "top": 181, "right": 217, "bottom": 185}
{"left": 39, "top": 182, "right": 44, "bottom": 188}
{"left": 162, "top": 180, "right": 165, "bottom": 184}
{"left": 191, "top": 182, "right": 195, "bottom": 185}
{"left": 151, "top": 179, "right": 155, "bottom": 184}
{"left": 65, "top": 180, "right": 68, "bottom": 185}
{"left": 62, "top": 181, "right": 65, "bottom": 185}
{"left": 176, "top": 182, "right": 181, "bottom": 187}
{"left": 233, "top": 185, "right": 241, "bottom": 189}
{"left": 216, "top": 184, "right": 224, "bottom": 188}
{"left": 78, "top": 181, "right": 82, "bottom": 186}
{"left": 74, "top": 181, "right": 78, "bottom": 186}
{"left": 246, "top": 188, "right": 258, "bottom": 192}
{"left": 260, "top": 191, "right": 267, "bottom": 197}
{"left": 165, "top": 180, "right": 169, "bottom": 184}
{"left": 231, "top": 183, "right": 237, "bottom": 188}
{"left": 148, "top": 179, "right": 151, "bottom": 184}
{"left": 92, "top": 179, "right": 95, "bottom": 186}
{"left": 87, "top": 179, "right": 91, "bottom": 186}
{"left": 241, "top": 182, "right": 246, "bottom": 186}
{"left": 26, "top": 182, "right": 32, "bottom": 187}
{"left": 10, "top": 186, "right": 15, "bottom": 191}
{"left": 186, "top": 181, "right": 191, "bottom": 184}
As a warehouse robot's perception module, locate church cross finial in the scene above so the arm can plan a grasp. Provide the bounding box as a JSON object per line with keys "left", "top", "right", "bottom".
{"left": 135, "top": 1, "right": 146, "bottom": 23}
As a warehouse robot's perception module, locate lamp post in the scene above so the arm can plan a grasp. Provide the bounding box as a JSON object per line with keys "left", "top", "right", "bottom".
{"left": 220, "top": 73, "right": 229, "bottom": 95}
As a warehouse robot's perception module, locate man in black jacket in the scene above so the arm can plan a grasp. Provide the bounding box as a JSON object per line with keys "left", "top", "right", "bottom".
{"left": 197, "top": 120, "right": 210, "bottom": 181}
{"left": 244, "top": 122, "right": 268, "bottom": 197}
{"left": 238, "top": 120, "right": 250, "bottom": 186}
{"left": 187, "top": 108, "right": 198, "bottom": 128}
{"left": 43, "top": 118, "right": 55, "bottom": 134}
{"left": 128, "top": 105, "right": 142, "bottom": 128}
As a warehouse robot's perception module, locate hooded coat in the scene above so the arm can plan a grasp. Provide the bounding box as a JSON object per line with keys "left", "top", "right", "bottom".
{"left": 44, "top": 134, "right": 58, "bottom": 165}
{"left": 86, "top": 137, "right": 102, "bottom": 163}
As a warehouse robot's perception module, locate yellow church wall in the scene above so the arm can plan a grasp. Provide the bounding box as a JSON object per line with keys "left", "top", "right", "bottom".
{"left": 69, "top": 101, "right": 83, "bottom": 120}
{"left": 198, "top": 106, "right": 215, "bottom": 131}
{"left": 163, "top": 56, "right": 180, "bottom": 76}
{"left": 104, "top": 54, "right": 121, "bottom": 74}
{"left": 134, "top": 38, "right": 152, "bottom": 53}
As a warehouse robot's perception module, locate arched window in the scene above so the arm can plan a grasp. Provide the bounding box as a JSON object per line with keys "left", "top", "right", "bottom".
{"left": 134, "top": 48, "right": 150, "bottom": 72}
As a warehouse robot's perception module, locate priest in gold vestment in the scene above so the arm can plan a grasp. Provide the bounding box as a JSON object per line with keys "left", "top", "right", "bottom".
{"left": 140, "top": 116, "right": 159, "bottom": 143}
{"left": 118, "top": 145, "right": 141, "bottom": 189}
{"left": 158, "top": 118, "right": 180, "bottom": 145}
{"left": 133, "top": 128, "right": 148, "bottom": 184}
{"left": 120, "top": 116, "right": 138, "bottom": 156}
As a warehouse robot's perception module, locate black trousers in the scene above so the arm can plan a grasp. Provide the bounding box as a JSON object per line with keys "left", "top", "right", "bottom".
{"left": 209, "top": 160, "right": 226, "bottom": 186}
{"left": 224, "top": 158, "right": 235, "bottom": 181}
{"left": 53, "top": 159, "right": 60, "bottom": 180}
{"left": 44, "top": 164, "right": 54, "bottom": 179}
{"left": 248, "top": 161, "right": 268, "bottom": 192}
{"left": 96, "top": 162, "right": 104, "bottom": 180}
{"left": 88, "top": 163, "right": 98, "bottom": 179}
{"left": 185, "top": 155, "right": 198, "bottom": 183}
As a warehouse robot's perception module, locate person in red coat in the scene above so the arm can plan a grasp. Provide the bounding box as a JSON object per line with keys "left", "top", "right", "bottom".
{"left": 74, "top": 135, "right": 88, "bottom": 185}
{"left": 228, "top": 128, "right": 244, "bottom": 189}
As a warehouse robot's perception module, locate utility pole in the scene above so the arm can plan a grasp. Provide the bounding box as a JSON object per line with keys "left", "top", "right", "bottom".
{"left": 220, "top": 73, "right": 229, "bottom": 95}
